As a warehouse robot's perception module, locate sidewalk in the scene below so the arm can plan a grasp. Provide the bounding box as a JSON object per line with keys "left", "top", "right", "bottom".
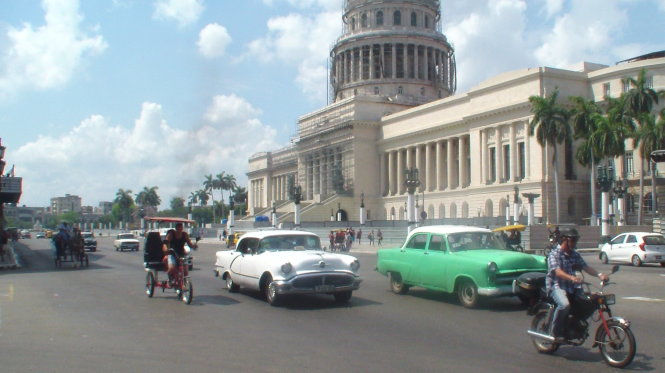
{"left": 0, "top": 241, "right": 21, "bottom": 270}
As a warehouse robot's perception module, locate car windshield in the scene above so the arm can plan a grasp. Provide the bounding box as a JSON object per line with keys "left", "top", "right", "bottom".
{"left": 447, "top": 232, "right": 507, "bottom": 252}
{"left": 258, "top": 235, "right": 322, "bottom": 251}
{"left": 82, "top": 233, "right": 93, "bottom": 238}
{"left": 643, "top": 235, "right": 665, "bottom": 245}
{"left": 118, "top": 234, "right": 135, "bottom": 240}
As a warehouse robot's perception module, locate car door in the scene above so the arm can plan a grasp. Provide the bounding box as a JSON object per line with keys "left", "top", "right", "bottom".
{"left": 400, "top": 233, "right": 429, "bottom": 285}
{"left": 229, "top": 238, "right": 256, "bottom": 287}
{"left": 607, "top": 234, "right": 626, "bottom": 261}
{"left": 416, "top": 234, "right": 449, "bottom": 290}
{"left": 621, "top": 234, "right": 638, "bottom": 262}
{"left": 237, "top": 237, "right": 264, "bottom": 289}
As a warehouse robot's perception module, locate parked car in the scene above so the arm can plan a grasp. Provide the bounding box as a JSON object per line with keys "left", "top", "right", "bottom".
{"left": 20, "top": 230, "right": 31, "bottom": 239}
{"left": 81, "top": 232, "right": 97, "bottom": 252}
{"left": 599, "top": 232, "right": 665, "bottom": 267}
{"left": 35, "top": 232, "right": 46, "bottom": 239}
{"left": 376, "top": 225, "right": 547, "bottom": 308}
{"left": 114, "top": 233, "right": 140, "bottom": 251}
{"left": 214, "top": 230, "right": 362, "bottom": 306}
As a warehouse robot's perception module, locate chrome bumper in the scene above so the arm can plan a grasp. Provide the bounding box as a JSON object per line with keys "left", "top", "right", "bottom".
{"left": 273, "top": 272, "right": 362, "bottom": 295}
{"left": 477, "top": 282, "right": 517, "bottom": 297}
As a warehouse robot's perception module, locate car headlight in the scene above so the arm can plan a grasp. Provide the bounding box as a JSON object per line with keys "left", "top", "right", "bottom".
{"left": 487, "top": 262, "right": 498, "bottom": 282}
{"left": 281, "top": 262, "right": 293, "bottom": 274}
{"left": 350, "top": 259, "right": 360, "bottom": 272}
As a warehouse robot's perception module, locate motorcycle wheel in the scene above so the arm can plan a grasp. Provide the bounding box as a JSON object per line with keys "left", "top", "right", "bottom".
{"left": 530, "top": 310, "right": 560, "bottom": 354}
{"left": 597, "top": 322, "right": 636, "bottom": 368}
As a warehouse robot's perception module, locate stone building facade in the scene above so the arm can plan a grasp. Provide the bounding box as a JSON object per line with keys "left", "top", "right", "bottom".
{"left": 247, "top": 0, "right": 665, "bottom": 226}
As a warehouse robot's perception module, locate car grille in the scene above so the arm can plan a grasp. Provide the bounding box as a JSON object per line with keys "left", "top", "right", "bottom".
{"left": 292, "top": 274, "right": 354, "bottom": 288}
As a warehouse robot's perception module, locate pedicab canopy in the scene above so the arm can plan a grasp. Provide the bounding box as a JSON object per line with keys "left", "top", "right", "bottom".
{"left": 144, "top": 217, "right": 196, "bottom": 225}
{"left": 492, "top": 224, "right": 527, "bottom": 232}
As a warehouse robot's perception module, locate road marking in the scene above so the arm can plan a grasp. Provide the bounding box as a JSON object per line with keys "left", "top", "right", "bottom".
{"left": 0, "top": 284, "right": 15, "bottom": 301}
{"left": 623, "top": 296, "right": 665, "bottom": 302}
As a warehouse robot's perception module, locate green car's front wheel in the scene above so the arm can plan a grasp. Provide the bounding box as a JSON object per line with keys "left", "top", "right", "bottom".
{"left": 457, "top": 279, "right": 479, "bottom": 308}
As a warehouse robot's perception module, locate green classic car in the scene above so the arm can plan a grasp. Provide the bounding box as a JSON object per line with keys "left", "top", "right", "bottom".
{"left": 376, "top": 225, "right": 547, "bottom": 308}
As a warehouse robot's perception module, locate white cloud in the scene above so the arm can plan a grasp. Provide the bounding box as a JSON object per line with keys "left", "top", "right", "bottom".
{"left": 153, "top": 0, "right": 204, "bottom": 28}
{"left": 245, "top": 10, "right": 341, "bottom": 101}
{"left": 0, "top": 0, "right": 107, "bottom": 100}
{"left": 543, "top": 0, "right": 564, "bottom": 17}
{"left": 658, "top": 0, "right": 665, "bottom": 12}
{"left": 197, "top": 23, "right": 232, "bottom": 58}
{"left": 261, "top": 0, "right": 341, "bottom": 11}
{"left": 534, "top": 0, "right": 628, "bottom": 67}
{"left": 445, "top": 0, "right": 533, "bottom": 92}
{"left": 14, "top": 97, "right": 278, "bottom": 208}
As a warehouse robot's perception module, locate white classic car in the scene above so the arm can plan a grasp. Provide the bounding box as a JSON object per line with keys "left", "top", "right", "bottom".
{"left": 214, "top": 230, "right": 362, "bottom": 306}
{"left": 114, "top": 233, "right": 140, "bottom": 251}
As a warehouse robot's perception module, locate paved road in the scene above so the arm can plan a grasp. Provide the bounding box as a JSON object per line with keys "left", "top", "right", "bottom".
{"left": 0, "top": 237, "right": 663, "bottom": 373}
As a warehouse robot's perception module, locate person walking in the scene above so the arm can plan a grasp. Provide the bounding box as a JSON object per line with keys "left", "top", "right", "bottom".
{"left": 368, "top": 230, "right": 374, "bottom": 246}
{"left": 377, "top": 229, "right": 383, "bottom": 246}
{"left": 356, "top": 229, "right": 362, "bottom": 244}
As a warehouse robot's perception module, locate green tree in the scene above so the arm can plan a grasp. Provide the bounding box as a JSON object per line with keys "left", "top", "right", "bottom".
{"left": 633, "top": 110, "right": 665, "bottom": 214}
{"left": 529, "top": 88, "right": 571, "bottom": 224}
{"left": 169, "top": 197, "right": 187, "bottom": 216}
{"left": 570, "top": 96, "right": 602, "bottom": 223}
{"left": 623, "top": 68, "right": 662, "bottom": 223}
{"left": 203, "top": 174, "right": 217, "bottom": 223}
{"left": 114, "top": 188, "right": 135, "bottom": 223}
{"left": 135, "top": 186, "right": 161, "bottom": 209}
{"left": 196, "top": 189, "right": 209, "bottom": 206}
{"left": 188, "top": 191, "right": 198, "bottom": 210}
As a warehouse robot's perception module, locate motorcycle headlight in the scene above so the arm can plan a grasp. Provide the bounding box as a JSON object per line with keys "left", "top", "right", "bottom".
{"left": 487, "top": 262, "right": 498, "bottom": 282}
{"left": 281, "top": 262, "right": 293, "bottom": 274}
{"left": 350, "top": 259, "right": 360, "bottom": 272}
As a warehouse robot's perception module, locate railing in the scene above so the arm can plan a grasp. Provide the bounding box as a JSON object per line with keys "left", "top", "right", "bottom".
{"left": 0, "top": 177, "right": 22, "bottom": 193}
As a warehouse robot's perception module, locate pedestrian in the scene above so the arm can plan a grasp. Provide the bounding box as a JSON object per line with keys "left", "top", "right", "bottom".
{"left": 328, "top": 231, "right": 334, "bottom": 251}
{"left": 356, "top": 228, "right": 362, "bottom": 244}
{"left": 368, "top": 230, "right": 374, "bottom": 246}
{"left": 377, "top": 229, "right": 383, "bottom": 246}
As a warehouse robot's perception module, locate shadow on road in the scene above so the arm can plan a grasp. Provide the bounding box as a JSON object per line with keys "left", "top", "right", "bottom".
{"left": 393, "top": 288, "right": 526, "bottom": 312}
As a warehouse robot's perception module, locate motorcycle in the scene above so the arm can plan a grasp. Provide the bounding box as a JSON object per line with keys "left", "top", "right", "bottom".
{"left": 519, "top": 265, "right": 636, "bottom": 368}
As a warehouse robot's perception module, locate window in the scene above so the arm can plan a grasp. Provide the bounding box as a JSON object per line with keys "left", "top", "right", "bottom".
{"left": 490, "top": 147, "right": 497, "bottom": 183}
{"left": 603, "top": 82, "right": 611, "bottom": 98}
{"left": 376, "top": 11, "right": 384, "bottom": 26}
{"left": 350, "top": 17, "right": 355, "bottom": 31}
{"left": 411, "top": 12, "right": 417, "bottom": 26}
{"left": 429, "top": 235, "right": 444, "bottom": 251}
{"left": 644, "top": 192, "right": 653, "bottom": 212}
{"left": 425, "top": 15, "right": 430, "bottom": 28}
{"left": 361, "top": 13, "right": 368, "bottom": 28}
{"left": 394, "top": 11, "right": 401, "bottom": 25}
{"left": 646, "top": 76, "right": 654, "bottom": 89}
{"left": 420, "top": 87, "right": 425, "bottom": 96}
{"left": 622, "top": 79, "right": 630, "bottom": 93}
{"left": 626, "top": 235, "right": 637, "bottom": 244}
{"left": 518, "top": 142, "right": 526, "bottom": 180}
{"left": 406, "top": 234, "right": 427, "bottom": 250}
{"left": 624, "top": 151, "right": 634, "bottom": 176}
{"left": 610, "top": 235, "right": 625, "bottom": 245}
{"left": 397, "top": 86, "right": 403, "bottom": 94}
{"left": 374, "top": 86, "right": 380, "bottom": 95}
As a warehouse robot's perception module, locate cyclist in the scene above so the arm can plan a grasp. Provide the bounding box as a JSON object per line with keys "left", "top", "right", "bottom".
{"left": 163, "top": 223, "right": 197, "bottom": 281}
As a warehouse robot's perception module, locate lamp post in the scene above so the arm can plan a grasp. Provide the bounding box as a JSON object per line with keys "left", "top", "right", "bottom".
{"left": 337, "top": 202, "right": 342, "bottom": 222}
{"left": 613, "top": 179, "right": 628, "bottom": 226}
{"left": 404, "top": 167, "right": 421, "bottom": 232}
{"left": 505, "top": 194, "right": 511, "bottom": 226}
{"left": 290, "top": 184, "right": 302, "bottom": 228}
{"left": 271, "top": 201, "right": 277, "bottom": 228}
{"left": 228, "top": 195, "right": 235, "bottom": 235}
{"left": 522, "top": 193, "right": 540, "bottom": 226}
{"left": 597, "top": 165, "right": 615, "bottom": 236}
{"left": 359, "top": 192, "right": 365, "bottom": 226}
{"left": 513, "top": 186, "right": 520, "bottom": 224}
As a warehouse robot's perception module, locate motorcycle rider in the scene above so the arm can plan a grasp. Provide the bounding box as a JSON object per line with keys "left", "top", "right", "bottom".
{"left": 546, "top": 227, "right": 609, "bottom": 342}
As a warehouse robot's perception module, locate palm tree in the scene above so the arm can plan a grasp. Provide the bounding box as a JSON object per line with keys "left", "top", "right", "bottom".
{"left": 135, "top": 186, "right": 161, "bottom": 209}
{"left": 114, "top": 188, "right": 134, "bottom": 223}
{"left": 203, "top": 174, "right": 216, "bottom": 223}
{"left": 570, "top": 96, "right": 602, "bottom": 224}
{"left": 196, "top": 189, "right": 209, "bottom": 206}
{"left": 188, "top": 191, "right": 198, "bottom": 211}
{"left": 623, "top": 68, "right": 662, "bottom": 224}
{"left": 633, "top": 110, "right": 665, "bottom": 214}
{"left": 215, "top": 172, "right": 226, "bottom": 217}
{"left": 529, "top": 89, "right": 571, "bottom": 224}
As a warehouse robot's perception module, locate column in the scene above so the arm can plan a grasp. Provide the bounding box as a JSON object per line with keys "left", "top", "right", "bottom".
{"left": 397, "top": 149, "right": 404, "bottom": 194}
{"left": 425, "top": 47, "right": 430, "bottom": 81}
{"left": 313, "top": 158, "right": 319, "bottom": 195}
{"left": 436, "top": 140, "right": 443, "bottom": 190}
{"left": 392, "top": 44, "right": 397, "bottom": 79}
{"left": 447, "top": 138, "right": 455, "bottom": 189}
{"left": 425, "top": 142, "right": 432, "bottom": 191}
{"left": 414, "top": 44, "right": 419, "bottom": 80}
{"left": 524, "top": 122, "right": 531, "bottom": 178}
{"left": 406, "top": 146, "right": 412, "bottom": 169}
{"left": 496, "top": 127, "right": 504, "bottom": 182}
{"left": 369, "top": 44, "right": 375, "bottom": 79}
{"left": 458, "top": 136, "right": 465, "bottom": 188}
{"left": 380, "top": 151, "right": 386, "bottom": 196}
{"left": 388, "top": 151, "right": 395, "bottom": 195}
{"left": 510, "top": 123, "right": 517, "bottom": 182}
{"left": 319, "top": 156, "right": 325, "bottom": 196}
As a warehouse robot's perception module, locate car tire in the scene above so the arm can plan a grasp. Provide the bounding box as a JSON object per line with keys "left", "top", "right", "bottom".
{"left": 457, "top": 279, "right": 479, "bottom": 308}
{"left": 225, "top": 274, "right": 240, "bottom": 293}
{"left": 389, "top": 272, "right": 410, "bottom": 295}
{"left": 600, "top": 252, "right": 609, "bottom": 264}
{"left": 265, "top": 278, "right": 282, "bottom": 306}
{"left": 333, "top": 291, "right": 352, "bottom": 304}
{"left": 631, "top": 255, "right": 642, "bottom": 267}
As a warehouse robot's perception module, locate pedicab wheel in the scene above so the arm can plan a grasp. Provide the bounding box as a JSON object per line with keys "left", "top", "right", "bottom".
{"left": 530, "top": 310, "right": 560, "bottom": 354}
{"left": 457, "top": 279, "right": 479, "bottom": 308}
{"left": 145, "top": 272, "right": 155, "bottom": 297}
{"left": 597, "top": 321, "right": 636, "bottom": 368}
{"left": 180, "top": 278, "right": 193, "bottom": 304}
{"left": 333, "top": 290, "right": 352, "bottom": 304}
{"left": 389, "top": 272, "right": 410, "bottom": 294}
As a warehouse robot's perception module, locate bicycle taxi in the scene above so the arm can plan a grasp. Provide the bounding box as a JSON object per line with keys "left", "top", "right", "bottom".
{"left": 143, "top": 217, "right": 197, "bottom": 304}
{"left": 492, "top": 224, "right": 526, "bottom": 252}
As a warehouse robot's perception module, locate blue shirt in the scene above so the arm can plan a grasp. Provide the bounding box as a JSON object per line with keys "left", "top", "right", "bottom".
{"left": 546, "top": 245, "right": 587, "bottom": 293}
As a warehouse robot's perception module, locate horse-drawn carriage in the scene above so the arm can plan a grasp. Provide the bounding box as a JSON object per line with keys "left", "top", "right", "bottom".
{"left": 53, "top": 229, "right": 89, "bottom": 268}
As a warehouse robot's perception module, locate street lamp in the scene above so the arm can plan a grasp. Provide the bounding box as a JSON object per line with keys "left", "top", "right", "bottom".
{"left": 597, "top": 165, "right": 615, "bottom": 236}
{"left": 359, "top": 192, "right": 365, "bottom": 226}
{"left": 513, "top": 185, "right": 520, "bottom": 224}
{"left": 613, "top": 178, "right": 628, "bottom": 226}
{"left": 290, "top": 184, "right": 302, "bottom": 228}
{"left": 522, "top": 193, "right": 540, "bottom": 226}
{"left": 404, "top": 167, "right": 421, "bottom": 232}
{"left": 271, "top": 201, "right": 277, "bottom": 228}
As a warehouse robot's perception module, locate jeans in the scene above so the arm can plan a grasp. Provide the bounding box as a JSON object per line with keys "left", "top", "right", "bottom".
{"left": 550, "top": 287, "right": 571, "bottom": 338}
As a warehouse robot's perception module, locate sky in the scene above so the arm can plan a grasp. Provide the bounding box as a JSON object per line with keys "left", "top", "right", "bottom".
{"left": 1, "top": 0, "right": 664, "bottom": 210}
